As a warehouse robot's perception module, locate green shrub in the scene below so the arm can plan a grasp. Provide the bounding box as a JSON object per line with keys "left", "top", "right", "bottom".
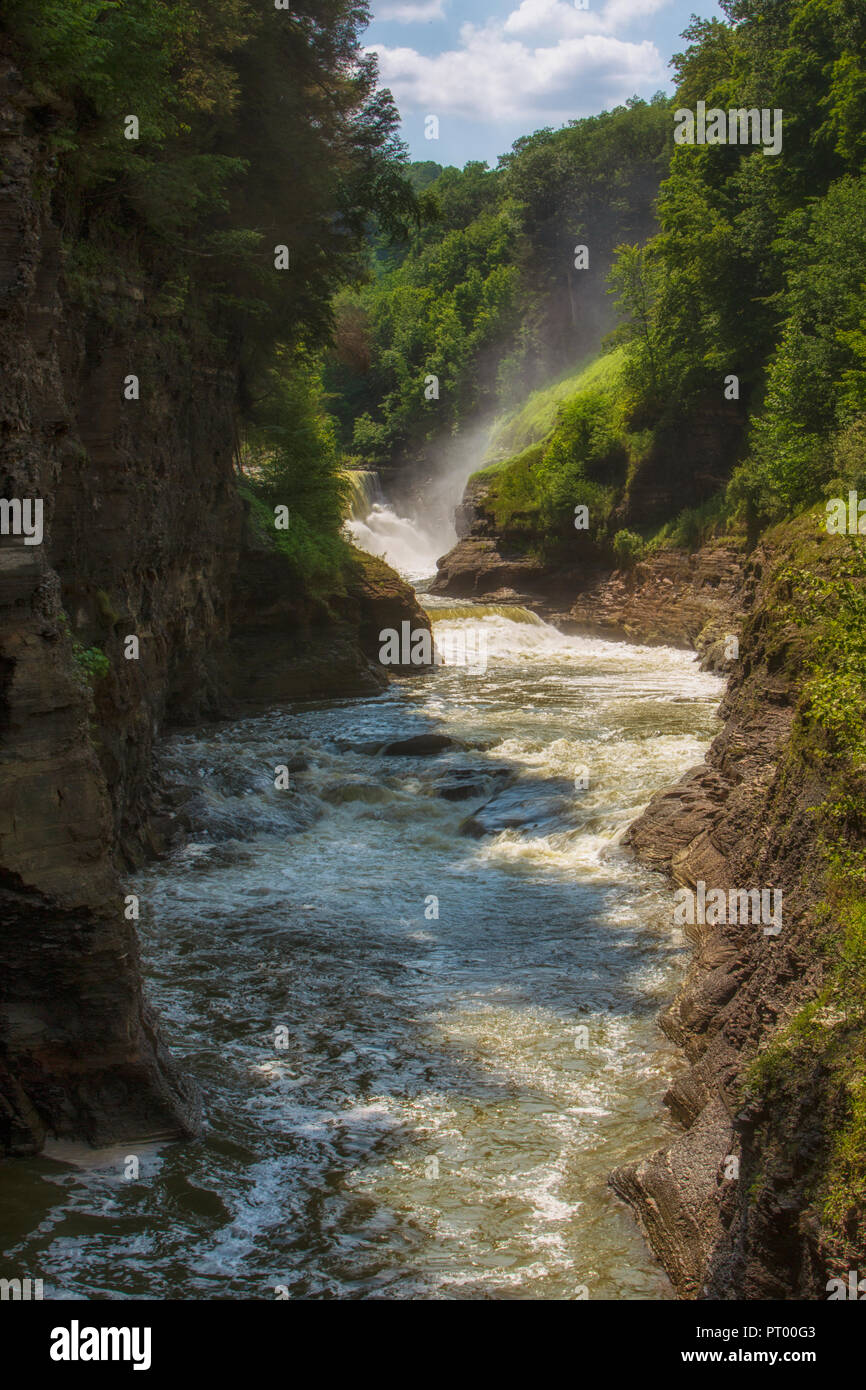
{"left": 655, "top": 493, "right": 733, "bottom": 551}
{"left": 72, "top": 641, "right": 110, "bottom": 683}
{"left": 241, "top": 347, "right": 349, "bottom": 591}
{"left": 612, "top": 529, "right": 646, "bottom": 568}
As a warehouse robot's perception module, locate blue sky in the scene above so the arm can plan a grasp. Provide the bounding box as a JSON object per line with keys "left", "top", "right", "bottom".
{"left": 363, "top": 0, "right": 725, "bottom": 167}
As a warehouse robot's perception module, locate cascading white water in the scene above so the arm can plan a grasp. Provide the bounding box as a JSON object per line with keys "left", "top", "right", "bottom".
{"left": 345, "top": 504, "right": 444, "bottom": 582}
{"left": 2, "top": 445, "right": 726, "bottom": 1301}
{"left": 342, "top": 465, "right": 441, "bottom": 580}
{"left": 343, "top": 426, "right": 490, "bottom": 582}
{"left": 342, "top": 469, "right": 383, "bottom": 521}
{"left": 7, "top": 606, "right": 723, "bottom": 1299}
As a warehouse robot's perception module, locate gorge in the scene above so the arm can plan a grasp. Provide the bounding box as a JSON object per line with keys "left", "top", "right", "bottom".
{"left": 2, "top": 0, "right": 865, "bottom": 1307}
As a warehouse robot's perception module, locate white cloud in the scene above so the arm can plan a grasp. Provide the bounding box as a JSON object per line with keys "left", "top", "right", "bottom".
{"left": 367, "top": 20, "right": 666, "bottom": 124}
{"left": 504, "top": 0, "right": 596, "bottom": 39}
{"left": 376, "top": 0, "right": 446, "bottom": 21}
{"left": 603, "top": 0, "right": 672, "bottom": 27}
{"left": 504, "top": 0, "right": 672, "bottom": 39}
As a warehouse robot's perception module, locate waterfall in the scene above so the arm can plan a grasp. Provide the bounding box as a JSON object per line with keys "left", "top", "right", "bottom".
{"left": 342, "top": 467, "right": 447, "bottom": 582}
{"left": 341, "top": 428, "right": 490, "bottom": 584}
{"left": 342, "top": 469, "right": 383, "bottom": 521}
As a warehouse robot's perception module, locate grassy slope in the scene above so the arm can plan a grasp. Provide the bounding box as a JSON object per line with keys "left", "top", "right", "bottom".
{"left": 480, "top": 347, "right": 627, "bottom": 469}
{"left": 467, "top": 344, "right": 744, "bottom": 561}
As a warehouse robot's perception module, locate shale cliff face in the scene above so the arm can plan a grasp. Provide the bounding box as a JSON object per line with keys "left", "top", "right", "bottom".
{"left": 0, "top": 64, "right": 427, "bottom": 1155}
{"left": 612, "top": 526, "right": 860, "bottom": 1299}
{"left": 437, "top": 463, "right": 861, "bottom": 1297}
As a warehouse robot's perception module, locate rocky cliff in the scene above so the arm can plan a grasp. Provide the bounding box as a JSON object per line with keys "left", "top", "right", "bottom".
{"left": 0, "top": 62, "right": 427, "bottom": 1157}
{"left": 436, "top": 462, "right": 864, "bottom": 1297}
{"left": 611, "top": 522, "right": 864, "bottom": 1299}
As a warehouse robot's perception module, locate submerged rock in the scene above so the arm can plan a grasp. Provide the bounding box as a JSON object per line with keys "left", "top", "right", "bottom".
{"left": 382, "top": 733, "right": 464, "bottom": 756}
{"left": 459, "top": 778, "right": 573, "bottom": 837}
{"left": 430, "top": 768, "right": 512, "bottom": 801}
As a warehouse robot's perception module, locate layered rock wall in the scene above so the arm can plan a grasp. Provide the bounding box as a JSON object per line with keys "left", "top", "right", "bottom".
{"left": 0, "top": 64, "right": 426, "bottom": 1155}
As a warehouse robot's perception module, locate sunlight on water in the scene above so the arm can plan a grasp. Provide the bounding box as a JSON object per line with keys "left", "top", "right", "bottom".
{"left": 0, "top": 604, "right": 724, "bottom": 1300}
{"left": 345, "top": 503, "right": 445, "bottom": 582}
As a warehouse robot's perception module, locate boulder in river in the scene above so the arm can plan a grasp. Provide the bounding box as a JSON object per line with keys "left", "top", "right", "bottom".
{"left": 382, "top": 733, "right": 465, "bottom": 756}
{"left": 431, "top": 768, "right": 512, "bottom": 801}
{"left": 459, "top": 778, "right": 573, "bottom": 837}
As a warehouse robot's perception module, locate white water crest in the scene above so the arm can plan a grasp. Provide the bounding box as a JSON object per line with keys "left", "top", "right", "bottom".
{"left": 3, "top": 597, "right": 725, "bottom": 1300}
{"left": 343, "top": 425, "right": 490, "bottom": 581}
{"left": 345, "top": 503, "right": 444, "bottom": 582}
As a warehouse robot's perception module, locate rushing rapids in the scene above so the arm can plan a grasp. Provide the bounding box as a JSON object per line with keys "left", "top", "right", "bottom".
{"left": 342, "top": 473, "right": 447, "bottom": 581}
{"left": 341, "top": 450, "right": 484, "bottom": 582}
{"left": 1, "top": 568, "right": 724, "bottom": 1298}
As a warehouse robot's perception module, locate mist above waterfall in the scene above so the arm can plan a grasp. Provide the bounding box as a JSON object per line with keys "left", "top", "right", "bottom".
{"left": 344, "top": 423, "right": 491, "bottom": 582}
{"left": 345, "top": 504, "right": 443, "bottom": 582}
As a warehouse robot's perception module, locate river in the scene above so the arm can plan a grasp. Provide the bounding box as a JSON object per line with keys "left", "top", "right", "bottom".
{"left": 0, "top": 584, "right": 724, "bottom": 1299}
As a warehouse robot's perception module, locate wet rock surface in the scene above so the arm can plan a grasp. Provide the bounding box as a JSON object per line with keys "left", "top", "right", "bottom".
{"left": 0, "top": 63, "right": 426, "bottom": 1155}
{"left": 459, "top": 778, "right": 576, "bottom": 838}
{"left": 612, "top": 536, "right": 841, "bottom": 1300}
{"left": 562, "top": 544, "right": 745, "bottom": 662}
{"left": 430, "top": 535, "right": 551, "bottom": 600}
{"left": 382, "top": 733, "right": 464, "bottom": 756}
{"left": 430, "top": 768, "right": 512, "bottom": 801}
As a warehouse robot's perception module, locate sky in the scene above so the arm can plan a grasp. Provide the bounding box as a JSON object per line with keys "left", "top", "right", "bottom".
{"left": 363, "top": 0, "right": 726, "bottom": 167}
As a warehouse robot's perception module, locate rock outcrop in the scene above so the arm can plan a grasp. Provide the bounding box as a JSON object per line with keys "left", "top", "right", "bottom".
{"left": 0, "top": 61, "right": 427, "bottom": 1156}
{"left": 611, "top": 531, "right": 851, "bottom": 1299}
{"left": 432, "top": 476, "right": 745, "bottom": 660}
{"left": 559, "top": 544, "right": 744, "bottom": 662}
{"left": 220, "top": 544, "right": 430, "bottom": 705}
{"left": 430, "top": 477, "right": 551, "bottom": 598}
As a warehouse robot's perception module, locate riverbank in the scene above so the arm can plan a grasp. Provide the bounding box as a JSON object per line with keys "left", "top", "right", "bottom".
{"left": 0, "top": 47, "right": 435, "bottom": 1161}
{"left": 0, "top": 129, "right": 429, "bottom": 1157}
{"left": 433, "top": 542, "right": 744, "bottom": 667}
{"left": 434, "top": 503, "right": 864, "bottom": 1299}
{"left": 1, "top": 601, "right": 724, "bottom": 1298}
{"left": 611, "top": 518, "right": 866, "bottom": 1300}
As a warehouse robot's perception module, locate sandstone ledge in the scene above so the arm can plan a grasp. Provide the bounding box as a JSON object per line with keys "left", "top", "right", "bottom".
{"left": 612, "top": 534, "right": 840, "bottom": 1299}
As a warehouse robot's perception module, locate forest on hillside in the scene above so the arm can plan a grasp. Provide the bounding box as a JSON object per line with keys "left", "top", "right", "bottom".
{"left": 13, "top": 0, "right": 865, "bottom": 578}
{"left": 331, "top": 0, "right": 866, "bottom": 555}
{"left": 4, "top": 0, "right": 421, "bottom": 582}
{"left": 8, "top": 0, "right": 866, "bottom": 561}
{"left": 4, "top": 0, "right": 866, "bottom": 1312}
